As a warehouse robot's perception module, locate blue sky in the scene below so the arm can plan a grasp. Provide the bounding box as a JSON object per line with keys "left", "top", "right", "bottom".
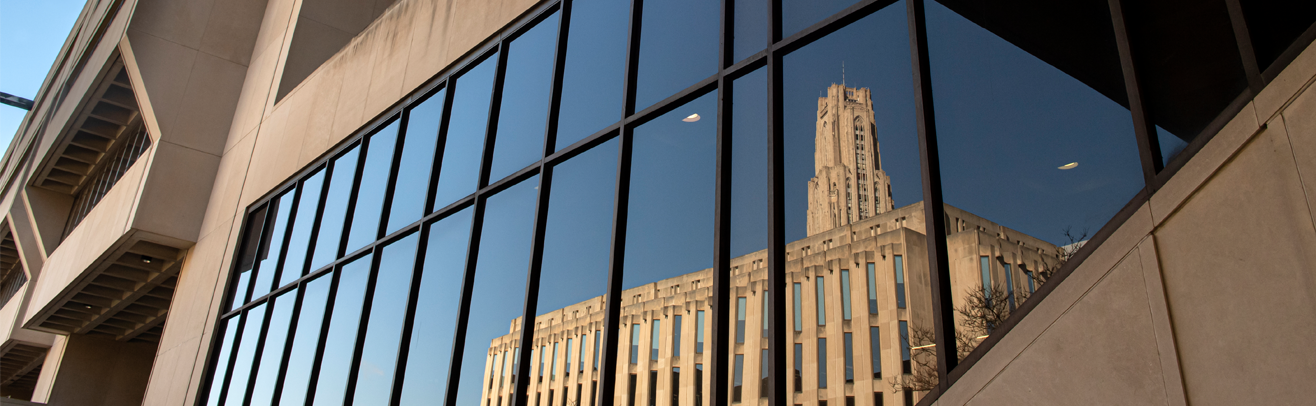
{"left": 0, "top": 0, "right": 83, "bottom": 151}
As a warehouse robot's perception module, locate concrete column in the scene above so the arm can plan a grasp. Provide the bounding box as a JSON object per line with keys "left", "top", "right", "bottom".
{"left": 34, "top": 334, "right": 157, "bottom": 406}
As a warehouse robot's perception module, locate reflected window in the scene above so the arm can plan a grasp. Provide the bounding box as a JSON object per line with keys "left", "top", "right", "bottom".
{"left": 651, "top": 320, "right": 661, "bottom": 361}
{"left": 736, "top": 297, "right": 747, "bottom": 343}
{"left": 732, "top": 354, "right": 744, "bottom": 403}
{"left": 844, "top": 332, "right": 854, "bottom": 383}
{"left": 631, "top": 323, "right": 641, "bottom": 364}
{"left": 673, "top": 315, "right": 683, "bottom": 357}
{"left": 1003, "top": 262, "right": 1015, "bottom": 310}
{"left": 899, "top": 321, "right": 910, "bottom": 374}
{"left": 979, "top": 256, "right": 992, "bottom": 304}
{"left": 794, "top": 343, "right": 802, "bottom": 393}
{"left": 818, "top": 338, "right": 828, "bottom": 388}
{"left": 696, "top": 310, "right": 705, "bottom": 353}
{"left": 871, "top": 326, "right": 881, "bottom": 379}
{"left": 867, "top": 263, "right": 878, "bottom": 314}
{"left": 816, "top": 276, "right": 826, "bottom": 325}
{"left": 894, "top": 256, "right": 905, "bottom": 309}
{"left": 840, "top": 269, "right": 852, "bottom": 320}
{"left": 793, "top": 283, "right": 802, "bottom": 331}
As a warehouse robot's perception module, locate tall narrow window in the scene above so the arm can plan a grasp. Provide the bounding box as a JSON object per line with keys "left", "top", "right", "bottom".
{"left": 673, "top": 315, "right": 683, "bottom": 357}
{"left": 651, "top": 320, "right": 661, "bottom": 361}
{"left": 818, "top": 338, "right": 828, "bottom": 388}
{"left": 844, "top": 332, "right": 855, "bottom": 383}
{"left": 489, "top": 353, "right": 498, "bottom": 389}
{"left": 736, "top": 297, "right": 747, "bottom": 343}
{"left": 1004, "top": 263, "right": 1016, "bottom": 310}
{"left": 732, "top": 354, "right": 744, "bottom": 403}
{"left": 762, "top": 293, "right": 769, "bottom": 338}
{"left": 672, "top": 367, "right": 681, "bottom": 405}
{"left": 866, "top": 263, "right": 878, "bottom": 314}
{"left": 594, "top": 330, "right": 602, "bottom": 370}
{"left": 840, "top": 269, "right": 853, "bottom": 320}
{"left": 566, "top": 338, "right": 573, "bottom": 377}
{"left": 1025, "top": 270, "right": 1036, "bottom": 294}
{"left": 696, "top": 310, "right": 705, "bottom": 353}
{"left": 870, "top": 327, "right": 882, "bottom": 378}
{"left": 648, "top": 370, "right": 657, "bottom": 406}
{"left": 793, "top": 283, "right": 803, "bottom": 331}
{"left": 579, "top": 335, "right": 586, "bottom": 372}
{"left": 631, "top": 324, "right": 641, "bottom": 364}
{"left": 760, "top": 348, "right": 769, "bottom": 398}
{"left": 551, "top": 343, "right": 559, "bottom": 381}
{"left": 980, "top": 256, "right": 992, "bottom": 304}
{"left": 628, "top": 374, "right": 637, "bottom": 406}
{"left": 816, "top": 276, "right": 827, "bottom": 325}
{"left": 793, "top": 344, "right": 802, "bottom": 392}
{"left": 695, "top": 364, "right": 704, "bottom": 406}
{"left": 899, "top": 321, "right": 911, "bottom": 374}
{"left": 540, "top": 346, "right": 547, "bottom": 382}
{"left": 893, "top": 256, "right": 906, "bottom": 309}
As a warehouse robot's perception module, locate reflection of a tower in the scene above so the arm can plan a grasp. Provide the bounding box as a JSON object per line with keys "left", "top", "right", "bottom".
{"left": 808, "top": 84, "right": 895, "bottom": 236}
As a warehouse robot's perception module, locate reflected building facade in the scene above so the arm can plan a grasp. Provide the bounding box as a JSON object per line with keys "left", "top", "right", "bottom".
{"left": 483, "top": 84, "right": 1061, "bottom": 406}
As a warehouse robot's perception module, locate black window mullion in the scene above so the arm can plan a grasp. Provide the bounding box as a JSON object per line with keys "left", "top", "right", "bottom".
{"left": 597, "top": 123, "right": 632, "bottom": 406}
{"left": 766, "top": 0, "right": 787, "bottom": 404}
{"left": 479, "top": 43, "right": 511, "bottom": 190}
{"left": 426, "top": 80, "right": 454, "bottom": 215}
{"left": 340, "top": 246, "right": 383, "bottom": 406}
{"left": 337, "top": 136, "right": 372, "bottom": 261}
{"left": 542, "top": 0, "right": 572, "bottom": 159}
{"left": 713, "top": 2, "right": 734, "bottom": 406}
{"left": 1224, "top": 0, "right": 1265, "bottom": 93}
{"left": 387, "top": 219, "right": 432, "bottom": 405}
{"left": 268, "top": 279, "right": 311, "bottom": 406}
{"left": 239, "top": 299, "right": 277, "bottom": 405}
{"left": 376, "top": 112, "right": 411, "bottom": 241}
{"left": 269, "top": 184, "right": 303, "bottom": 293}
{"left": 442, "top": 190, "right": 489, "bottom": 406}
{"left": 904, "top": 0, "right": 957, "bottom": 395}
{"left": 1106, "top": 0, "right": 1164, "bottom": 188}
{"left": 301, "top": 263, "right": 345, "bottom": 405}
{"left": 212, "top": 315, "right": 246, "bottom": 406}
{"left": 511, "top": 161, "right": 553, "bottom": 406}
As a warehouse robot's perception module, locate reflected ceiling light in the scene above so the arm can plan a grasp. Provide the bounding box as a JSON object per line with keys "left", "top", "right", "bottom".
{"left": 1058, "top": 162, "right": 1078, "bottom": 170}
{"left": 682, "top": 113, "right": 700, "bottom": 122}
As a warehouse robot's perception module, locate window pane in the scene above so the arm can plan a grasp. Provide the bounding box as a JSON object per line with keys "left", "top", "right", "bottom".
{"left": 731, "top": 68, "right": 768, "bottom": 260}
{"left": 870, "top": 326, "right": 881, "bottom": 379}
{"left": 490, "top": 12, "right": 560, "bottom": 182}
{"left": 229, "top": 206, "right": 267, "bottom": 310}
{"left": 204, "top": 317, "right": 240, "bottom": 406}
{"left": 310, "top": 146, "right": 362, "bottom": 271}
{"left": 454, "top": 176, "right": 539, "bottom": 405}
{"left": 352, "top": 233, "right": 420, "bottom": 404}
{"left": 555, "top": 0, "right": 629, "bottom": 150}
{"left": 277, "top": 273, "right": 331, "bottom": 406}
{"left": 928, "top": 1, "right": 1140, "bottom": 383}
{"left": 732, "top": 354, "right": 744, "bottom": 403}
{"left": 346, "top": 120, "right": 401, "bottom": 252}
{"left": 312, "top": 254, "right": 372, "bottom": 406}
{"left": 781, "top": 5, "right": 922, "bottom": 403}
{"left": 1240, "top": 1, "right": 1316, "bottom": 72}
{"left": 782, "top": 0, "right": 862, "bottom": 39}
{"left": 223, "top": 303, "right": 266, "bottom": 406}
{"left": 696, "top": 310, "right": 705, "bottom": 354}
{"left": 281, "top": 169, "right": 325, "bottom": 286}
{"left": 252, "top": 191, "right": 294, "bottom": 298}
{"left": 673, "top": 315, "right": 683, "bottom": 357}
{"left": 635, "top": 0, "right": 719, "bottom": 112}
{"left": 733, "top": 0, "right": 768, "bottom": 63}
{"left": 736, "top": 297, "right": 746, "bottom": 343}
{"left": 248, "top": 290, "right": 296, "bottom": 406}
{"left": 793, "top": 283, "right": 802, "bottom": 332}
{"left": 388, "top": 89, "right": 446, "bottom": 233}
{"left": 398, "top": 208, "right": 474, "bottom": 406}
{"left": 434, "top": 54, "right": 499, "bottom": 208}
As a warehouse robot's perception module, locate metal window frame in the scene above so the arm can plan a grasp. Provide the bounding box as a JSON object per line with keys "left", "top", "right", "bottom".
{"left": 197, "top": 0, "right": 1291, "bottom": 405}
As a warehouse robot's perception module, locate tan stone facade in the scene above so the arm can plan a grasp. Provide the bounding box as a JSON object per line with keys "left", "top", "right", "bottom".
{"left": 808, "top": 84, "right": 895, "bottom": 236}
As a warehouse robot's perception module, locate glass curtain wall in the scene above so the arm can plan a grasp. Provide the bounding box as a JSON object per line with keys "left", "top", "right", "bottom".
{"left": 205, "top": 0, "right": 1284, "bottom": 405}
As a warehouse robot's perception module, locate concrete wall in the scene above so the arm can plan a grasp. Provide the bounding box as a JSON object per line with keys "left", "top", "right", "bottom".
{"left": 930, "top": 39, "right": 1316, "bottom": 406}
{"left": 35, "top": 334, "right": 157, "bottom": 406}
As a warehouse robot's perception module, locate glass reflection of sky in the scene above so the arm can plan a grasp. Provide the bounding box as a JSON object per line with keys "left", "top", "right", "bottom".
{"left": 538, "top": 138, "right": 618, "bottom": 314}
{"left": 635, "top": 0, "right": 720, "bottom": 112}
{"left": 434, "top": 54, "right": 499, "bottom": 208}
{"left": 490, "top": 12, "right": 560, "bottom": 182}
{"left": 556, "top": 0, "right": 629, "bottom": 150}
{"left": 623, "top": 92, "right": 717, "bottom": 288}
{"left": 783, "top": 3, "right": 920, "bottom": 242}
{"left": 927, "top": 1, "right": 1142, "bottom": 245}
{"left": 731, "top": 68, "right": 768, "bottom": 258}
{"left": 455, "top": 176, "right": 539, "bottom": 406}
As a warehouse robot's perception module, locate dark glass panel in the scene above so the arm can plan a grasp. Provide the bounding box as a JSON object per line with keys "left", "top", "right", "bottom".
{"left": 635, "top": 0, "right": 720, "bottom": 111}
{"left": 310, "top": 146, "right": 362, "bottom": 271}
{"left": 312, "top": 254, "right": 372, "bottom": 406}
{"left": 223, "top": 303, "right": 266, "bottom": 405}
{"left": 454, "top": 176, "right": 539, "bottom": 405}
{"left": 252, "top": 191, "right": 293, "bottom": 298}
{"left": 352, "top": 233, "right": 420, "bottom": 404}
{"left": 399, "top": 207, "right": 475, "bottom": 406}
{"left": 731, "top": 68, "right": 768, "bottom": 259}
{"left": 277, "top": 273, "right": 331, "bottom": 406}
{"left": 281, "top": 169, "right": 325, "bottom": 286}
{"left": 346, "top": 120, "right": 401, "bottom": 252}
{"left": 1240, "top": 1, "right": 1316, "bottom": 73}
{"left": 434, "top": 54, "right": 499, "bottom": 208}
{"left": 249, "top": 290, "right": 297, "bottom": 406}
{"left": 388, "top": 89, "right": 446, "bottom": 233}
{"left": 781, "top": 0, "right": 862, "bottom": 40}
{"left": 535, "top": 137, "right": 617, "bottom": 317}
{"left": 734, "top": 0, "right": 768, "bottom": 63}
{"left": 490, "top": 12, "right": 561, "bottom": 182}
{"left": 230, "top": 205, "right": 267, "bottom": 310}
{"left": 555, "top": 0, "right": 629, "bottom": 150}
{"left": 204, "top": 317, "right": 241, "bottom": 406}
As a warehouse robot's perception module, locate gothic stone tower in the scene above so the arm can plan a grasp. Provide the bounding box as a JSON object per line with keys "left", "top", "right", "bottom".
{"left": 807, "top": 83, "right": 895, "bottom": 236}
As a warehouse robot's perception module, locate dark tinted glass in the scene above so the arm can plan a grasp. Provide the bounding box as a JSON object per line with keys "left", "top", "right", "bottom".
{"left": 277, "top": 271, "right": 331, "bottom": 406}
{"left": 782, "top": 0, "right": 862, "bottom": 39}
{"left": 351, "top": 233, "right": 419, "bottom": 404}
{"left": 252, "top": 191, "right": 293, "bottom": 298}
{"left": 635, "top": 0, "right": 720, "bottom": 112}
{"left": 1240, "top": 1, "right": 1316, "bottom": 72}
{"left": 346, "top": 120, "right": 401, "bottom": 252}
{"left": 280, "top": 169, "right": 325, "bottom": 286}
{"left": 310, "top": 146, "right": 362, "bottom": 271}
{"left": 388, "top": 89, "right": 446, "bottom": 233}
{"left": 204, "top": 317, "right": 240, "bottom": 406}
{"left": 731, "top": 68, "right": 768, "bottom": 259}
{"left": 490, "top": 12, "right": 561, "bottom": 182}
{"left": 434, "top": 54, "right": 499, "bottom": 208}
{"left": 536, "top": 138, "right": 617, "bottom": 320}
{"left": 222, "top": 303, "right": 265, "bottom": 406}
{"left": 555, "top": 0, "right": 629, "bottom": 150}
{"left": 248, "top": 289, "right": 296, "bottom": 406}
{"left": 455, "top": 176, "right": 538, "bottom": 405}
{"left": 399, "top": 207, "right": 474, "bottom": 405}
{"left": 312, "top": 254, "right": 371, "bottom": 406}
{"left": 734, "top": 0, "right": 768, "bottom": 63}
{"left": 229, "top": 206, "right": 266, "bottom": 310}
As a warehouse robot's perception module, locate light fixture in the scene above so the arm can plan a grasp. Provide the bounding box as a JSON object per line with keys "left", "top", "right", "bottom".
{"left": 141, "top": 256, "right": 153, "bottom": 264}
{"left": 1058, "top": 162, "right": 1078, "bottom": 170}
{"left": 682, "top": 113, "right": 700, "bottom": 122}
{"left": 84, "top": 305, "right": 92, "bottom": 309}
